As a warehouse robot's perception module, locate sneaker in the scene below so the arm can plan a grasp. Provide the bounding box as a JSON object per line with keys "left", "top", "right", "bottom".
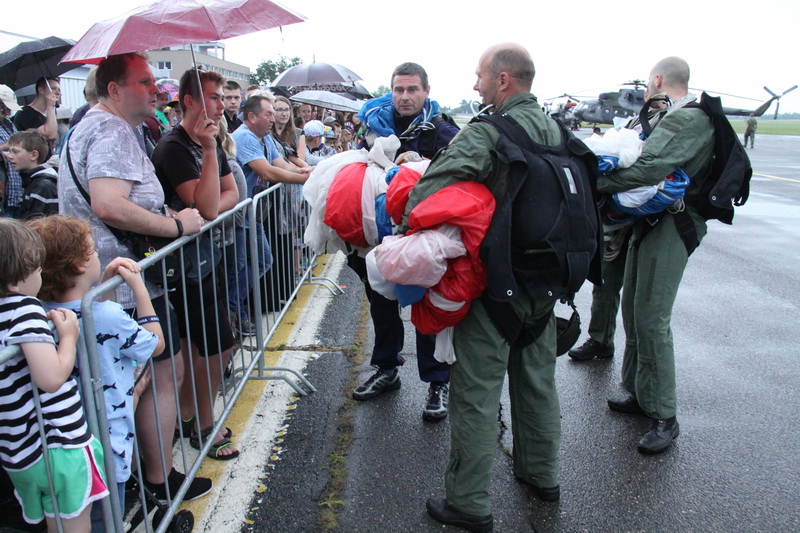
{"left": 423, "top": 382, "right": 449, "bottom": 421}
{"left": 352, "top": 366, "right": 401, "bottom": 401}
{"left": 231, "top": 314, "right": 257, "bottom": 338}
{"left": 144, "top": 468, "right": 212, "bottom": 502}
{"left": 567, "top": 338, "right": 614, "bottom": 361}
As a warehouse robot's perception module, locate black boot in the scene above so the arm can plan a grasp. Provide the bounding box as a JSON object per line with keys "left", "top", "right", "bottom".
{"left": 638, "top": 416, "right": 680, "bottom": 454}
{"left": 567, "top": 338, "right": 614, "bottom": 360}
{"left": 607, "top": 394, "right": 645, "bottom": 415}
{"left": 426, "top": 496, "right": 493, "bottom": 532}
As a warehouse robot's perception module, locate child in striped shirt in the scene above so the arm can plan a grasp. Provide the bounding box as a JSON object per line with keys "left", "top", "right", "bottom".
{"left": 0, "top": 218, "right": 108, "bottom": 531}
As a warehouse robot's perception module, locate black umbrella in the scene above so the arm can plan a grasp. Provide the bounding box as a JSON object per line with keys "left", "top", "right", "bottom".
{"left": 0, "top": 36, "right": 78, "bottom": 90}
{"left": 272, "top": 62, "right": 361, "bottom": 86}
{"left": 346, "top": 82, "right": 372, "bottom": 99}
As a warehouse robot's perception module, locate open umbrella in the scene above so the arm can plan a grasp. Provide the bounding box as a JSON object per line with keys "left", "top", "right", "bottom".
{"left": 61, "top": 0, "right": 305, "bottom": 64}
{"left": 347, "top": 82, "right": 373, "bottom": 99}
{"left": 0, "top": 36, "right": 77, "bottom": 90}
{"left": 290, "top": 90, "right": 363, "bottom": 113}
{"left": 273, "top": 62, "right": 362, "bottom": 87}
{"left": 155, "top": 78, "right": 180, "bottom": 99}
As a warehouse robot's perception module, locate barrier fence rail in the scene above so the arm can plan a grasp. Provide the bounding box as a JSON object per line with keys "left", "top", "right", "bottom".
{"left": 0, "top": 183, "right": 337, "bottom": 532}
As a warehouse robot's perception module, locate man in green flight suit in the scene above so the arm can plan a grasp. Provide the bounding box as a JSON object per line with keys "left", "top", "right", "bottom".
{"left": 602, "top": 56, "right": 714, "bottom": 454}
{"left": 744, "top": 112, "right": 757, "bottom": 148}
{"left": 400, "top": 42, "right": 563, "bottom": 533}
{"left": 569, "top": 100, "right": 669, "bottom": 361}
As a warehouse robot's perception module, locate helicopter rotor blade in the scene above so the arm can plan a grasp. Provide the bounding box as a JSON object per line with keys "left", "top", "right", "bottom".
{"left": 763, "top": 86, "right": 779, "bottom": 98}
{"left": 782, "top": 85, "right": 798, "bottom": 97}
{"left": 689, "top": 88, "right": 763, "bottom": 102}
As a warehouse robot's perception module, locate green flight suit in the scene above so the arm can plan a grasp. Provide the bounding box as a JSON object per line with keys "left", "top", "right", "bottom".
{"left": 587, "top": 235, "right": 628, "bottom": 346}
{"left": 744, "top": 117, "right": 757, "bottom": 148}
{"left": 598, "top": 103, "right": 713, "bottom": 419}
{"left": 401, "top": 93, "right": 563, "bottom": 515}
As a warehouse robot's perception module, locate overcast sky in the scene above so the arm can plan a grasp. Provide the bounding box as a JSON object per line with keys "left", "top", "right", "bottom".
{"left": 7, "top": 0, "right": 800, "bottom": 114}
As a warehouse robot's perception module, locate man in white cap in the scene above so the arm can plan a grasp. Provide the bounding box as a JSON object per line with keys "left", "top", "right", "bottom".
{"left": 0, "top": 85, "right": 24, "bottom": 218}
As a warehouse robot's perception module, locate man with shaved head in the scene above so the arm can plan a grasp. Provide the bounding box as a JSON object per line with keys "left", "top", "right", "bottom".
{"left": 602, "top": 56, "right": 714, "bottom": 455}
{"left": 400, "top": 43, "right": 565, "bottom": 531}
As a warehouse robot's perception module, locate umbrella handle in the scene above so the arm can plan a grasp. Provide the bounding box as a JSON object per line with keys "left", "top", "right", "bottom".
{"left": 190, "top": 46, "right": 207, "bottom": 116}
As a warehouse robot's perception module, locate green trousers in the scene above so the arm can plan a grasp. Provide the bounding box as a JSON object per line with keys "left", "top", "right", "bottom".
{"left": 620, "top": 212, "right": 706, "bottom": 419}
{"left": 447, "top": 292, "right": 559, "bottom": 516}
{"left": 587, "top": 236, "right": 629, "bottom": 346}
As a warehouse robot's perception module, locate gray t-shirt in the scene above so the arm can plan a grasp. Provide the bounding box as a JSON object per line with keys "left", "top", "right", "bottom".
{"left": 59, "top": 109, "right": 166, "bottom": 308}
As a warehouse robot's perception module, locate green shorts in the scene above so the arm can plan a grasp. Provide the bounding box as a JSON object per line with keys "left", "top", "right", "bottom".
{"left": 8, "top": 437, "right": 108, "bottom": 524}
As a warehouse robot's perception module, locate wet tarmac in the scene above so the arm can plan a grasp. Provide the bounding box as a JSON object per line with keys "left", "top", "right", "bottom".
{"left": 243, "top": 133, "right": 800, "bottom": 533}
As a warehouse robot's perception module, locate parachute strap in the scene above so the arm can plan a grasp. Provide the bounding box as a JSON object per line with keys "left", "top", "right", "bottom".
{"left": 480, "top": 293, "right": 552, "bottom": 349}
{"left": 637, "top": 210, "right": 699, "bottom": 256}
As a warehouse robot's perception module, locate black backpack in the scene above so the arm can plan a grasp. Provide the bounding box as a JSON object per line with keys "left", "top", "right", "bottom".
{"left": 473, "top": 113, "right": 603, "bottom": 349}
{"left": 638, "top": 92, "right": 753, "bottom": 256}
{"left": 686, "top": 92, "right": 752, "bottom": 224}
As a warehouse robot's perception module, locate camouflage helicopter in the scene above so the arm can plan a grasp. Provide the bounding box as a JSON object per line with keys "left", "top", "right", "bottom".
{"left": 569, "top": 80, "right": 647, "bottom": 127}
{"left": 565, "top": 80, "right": 796, "bottom": 127}
{"left": 542, "top": 93, "right": 583, "bottom": 130}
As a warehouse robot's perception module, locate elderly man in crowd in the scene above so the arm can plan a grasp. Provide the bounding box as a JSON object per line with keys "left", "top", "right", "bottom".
{"left": 350, "top": 62, "right": 459, "bottom": 421}
{"left": 399, "top": 44, "right": 562, "bottom": 532}
{"left": 231, "top": 93, "right": 311, "bottom": 313}
{"left": 58, "top": 52, "right": 212, "bottom": 501}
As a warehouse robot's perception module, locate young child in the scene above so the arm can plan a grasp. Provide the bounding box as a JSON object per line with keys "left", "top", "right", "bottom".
{"left": 29, "top": 215, "right": 164, "bottom": 531}
{"left": 0, "top": 218, "right": 108, "bottom": 532}
{"left": 4, "top": 131, "right": 58, "bottom": 220}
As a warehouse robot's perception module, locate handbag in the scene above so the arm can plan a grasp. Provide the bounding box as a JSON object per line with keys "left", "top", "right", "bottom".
{"left": 65, "top": 136, "right": 220, "bottom": 287}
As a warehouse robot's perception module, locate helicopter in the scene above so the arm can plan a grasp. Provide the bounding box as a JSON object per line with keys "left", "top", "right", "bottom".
{"left": 720, "top": 85, "right": 797, "bottom": 119}
{"left": 542, "top": 94, "right": 583, "bottom": 130}
{"left": 557, "top": 81, "right": 797, "bottom": 127}
{"left": 568, "top": 80, "right": 647, "bottom": 127}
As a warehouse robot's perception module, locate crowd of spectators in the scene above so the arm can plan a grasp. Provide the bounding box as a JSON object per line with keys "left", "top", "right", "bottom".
{"left": 0, "top": 53, "right": 365, "bottom": 530}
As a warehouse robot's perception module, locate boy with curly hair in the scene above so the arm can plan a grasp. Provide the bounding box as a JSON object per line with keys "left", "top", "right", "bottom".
{"left": 29, "top": 215, "right": 164, "bottom": 529}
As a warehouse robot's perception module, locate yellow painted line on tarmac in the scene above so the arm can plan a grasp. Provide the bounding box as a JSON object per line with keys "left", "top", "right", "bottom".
{"left": 178, "top": 255, "right": 333, "bottom": 521}
{"left": 754, "top": 173, "right": 800, "bottom": 183}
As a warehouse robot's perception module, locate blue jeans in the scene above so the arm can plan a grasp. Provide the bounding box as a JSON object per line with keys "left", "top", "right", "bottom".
{"left": 228, "top": 225, "right": 272, "bottom": 319}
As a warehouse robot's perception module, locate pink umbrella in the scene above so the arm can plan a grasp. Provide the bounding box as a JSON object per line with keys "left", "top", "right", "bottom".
{"left": 61, "top": 0, "right": 305, "bottom": 64}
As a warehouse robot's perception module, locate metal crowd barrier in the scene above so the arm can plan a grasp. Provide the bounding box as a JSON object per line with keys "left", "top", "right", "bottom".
{"left": 1, "top": 183, "right": 339, "bottom": 532}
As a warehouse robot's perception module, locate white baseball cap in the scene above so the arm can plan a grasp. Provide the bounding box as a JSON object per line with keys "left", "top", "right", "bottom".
{"left": 0, "top": 85, "right": 22, "bottom": 114}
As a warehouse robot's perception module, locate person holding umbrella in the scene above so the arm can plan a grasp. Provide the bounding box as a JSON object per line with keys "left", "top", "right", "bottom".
{"left": 13, "top": 77, "right": 59, "bottom": 142}
{"left": 58, "top": 52, "right": 210, "bottom": 501}
{"left": 151, "top": 68, "right": 240, "bottom": 461}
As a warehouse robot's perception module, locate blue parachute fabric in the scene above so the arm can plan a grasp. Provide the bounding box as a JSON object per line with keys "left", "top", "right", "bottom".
{"left": 385, "top": 165, "right": 401, "bottom": 185}
{"left": 395, "top": 284, "right": 427, "bottom": 307}
{"left": 596, "top": 155, "right": 619, "bottom": 176}
{"left": 611, "top": 168, "right": 690, "bottom": 219}
{"left": 375, "top": 193, "right": 393, "bottom": 242}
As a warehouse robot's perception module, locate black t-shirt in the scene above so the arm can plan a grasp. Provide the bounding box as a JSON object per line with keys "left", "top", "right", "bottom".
{"left": 224, "top": 111, "right": 242, "bottom": 133}
{"left": 13, "top": 106, "right": 46, "bottom": 132}
{"left": 151, "top": 124, "right": 231, "bottom": 212}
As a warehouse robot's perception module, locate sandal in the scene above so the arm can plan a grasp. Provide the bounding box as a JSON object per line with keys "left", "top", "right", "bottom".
{"left": 190, "top": 426, "right": 240, "bottom": 461}
{"left": 178, "top": 417, "right": 231, "bottom": 443}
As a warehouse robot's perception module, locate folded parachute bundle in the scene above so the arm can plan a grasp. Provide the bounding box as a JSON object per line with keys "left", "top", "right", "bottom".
{"left": 584, "top": 127, "right": 643, "bottom": 175}
{"left": 368, "top": 178, "right": 496, "bottom": 337}
{"left": 303, "top": 136, "right": 400, "bottom": 256}
{"left": 584, "top": 126, "right": 691, "bottom": 224}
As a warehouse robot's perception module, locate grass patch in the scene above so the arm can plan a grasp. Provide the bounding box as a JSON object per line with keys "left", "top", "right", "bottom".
{"left": 727, "top": 118, "right": 800, "bottom": 135}
{"left": 317, "top": 301, "right": 370, "bottom": 531}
